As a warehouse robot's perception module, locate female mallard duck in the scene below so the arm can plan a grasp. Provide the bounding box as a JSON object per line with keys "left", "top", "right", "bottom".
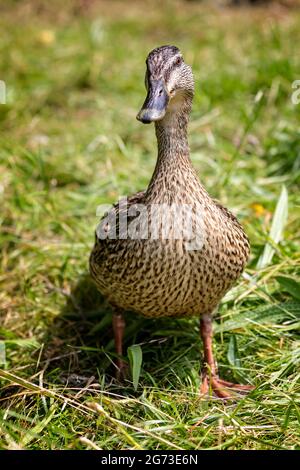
{"left": 90, "top": 45, "right": 253, "bottom": 398}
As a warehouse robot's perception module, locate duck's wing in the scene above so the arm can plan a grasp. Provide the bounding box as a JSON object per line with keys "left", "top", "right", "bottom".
{"left": 95, "top": 190, "right": 146, "bottom": 240}
{"left": 212, "top": 199, "right": 250, "bottom": 262}
{"left": 213, "top": 199, "right": 247, "bottom": 232}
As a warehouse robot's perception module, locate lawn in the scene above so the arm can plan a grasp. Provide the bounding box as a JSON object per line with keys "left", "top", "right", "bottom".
{"left": 0, "top": 0, "right": 299, "bottom": 450}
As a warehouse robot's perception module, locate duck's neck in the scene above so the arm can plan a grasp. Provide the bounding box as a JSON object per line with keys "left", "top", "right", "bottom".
{"left": 145, "top": 95, "right": 202, "bottom": 203}
{"left": 156, "top": 109, "right": 190, "bottom": 164}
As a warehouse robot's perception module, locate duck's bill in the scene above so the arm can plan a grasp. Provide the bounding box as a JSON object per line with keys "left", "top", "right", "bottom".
{"left": 136, "top": 79, "right": 169, "bottom": 124}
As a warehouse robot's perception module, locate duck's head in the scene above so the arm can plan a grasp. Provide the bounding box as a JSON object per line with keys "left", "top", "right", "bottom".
{"left": 136, "top": 45, "right": 194, "bottom": 124}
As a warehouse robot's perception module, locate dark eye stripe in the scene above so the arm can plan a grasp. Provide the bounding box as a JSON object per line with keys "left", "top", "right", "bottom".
{"left": 164, "top": 59, "right": 182, "bottom": 79}
{"left": 164, "top": 67, "right": 172, "bottom": 82}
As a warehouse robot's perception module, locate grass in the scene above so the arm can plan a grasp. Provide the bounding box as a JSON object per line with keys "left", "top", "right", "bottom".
{"left": 0, "top": 0, "right": 300, "bottom": 450}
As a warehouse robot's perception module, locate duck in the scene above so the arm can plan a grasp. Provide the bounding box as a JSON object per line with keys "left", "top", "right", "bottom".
{"left": 89, "top": 45, "right": 253, "bottom": 398}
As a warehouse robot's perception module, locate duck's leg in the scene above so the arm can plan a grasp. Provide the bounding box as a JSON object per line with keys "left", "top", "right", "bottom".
{"left": 200, "top": 314, "right": 253, "bottom": 399}
{"left": 112, "top": 308, "right": 127, "bottom": 380}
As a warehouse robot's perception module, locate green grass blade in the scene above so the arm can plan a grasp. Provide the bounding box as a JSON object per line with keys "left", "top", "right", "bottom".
{"left": 276, "top": 276, "right": 300, "bottom": 301}
{"left": 216, "top": 302, "right": 300, "bottom": 333}
{"left": 257, "top": 185, "right": 288, "bottom": 269}
{"left": 20, "top": 406, "right": 57, "bottom": 448}
{"left": 127, "top": 344, "right": 143, "bottom": 392}
{"left": 227, "top": 335, "right": 241, "bottom": 369}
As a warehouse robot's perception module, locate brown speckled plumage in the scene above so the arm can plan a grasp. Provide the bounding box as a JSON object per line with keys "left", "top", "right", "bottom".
{"left": 90, "top": 46, "right": 250, "bottom": 321}
{"left": 90, "top": 46, "right": 253, "bottom": 397}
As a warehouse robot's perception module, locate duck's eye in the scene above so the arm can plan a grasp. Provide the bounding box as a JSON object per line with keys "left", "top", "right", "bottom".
{"left": 175, "top": 57, "right": 182, "bottom": 66}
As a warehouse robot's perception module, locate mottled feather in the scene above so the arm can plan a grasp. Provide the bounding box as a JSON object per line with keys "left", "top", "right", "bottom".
{"left": 90, "top": 46, "right": 250, "bottom": 319}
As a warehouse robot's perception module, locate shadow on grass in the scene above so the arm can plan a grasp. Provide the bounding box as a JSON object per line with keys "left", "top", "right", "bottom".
{"left": 43, "top": 273, "right": 201, "bottom": 392}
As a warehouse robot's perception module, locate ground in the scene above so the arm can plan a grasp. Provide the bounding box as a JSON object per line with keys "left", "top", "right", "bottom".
{"left": 0, "top": 0, "right": 299, "bottom": 450}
